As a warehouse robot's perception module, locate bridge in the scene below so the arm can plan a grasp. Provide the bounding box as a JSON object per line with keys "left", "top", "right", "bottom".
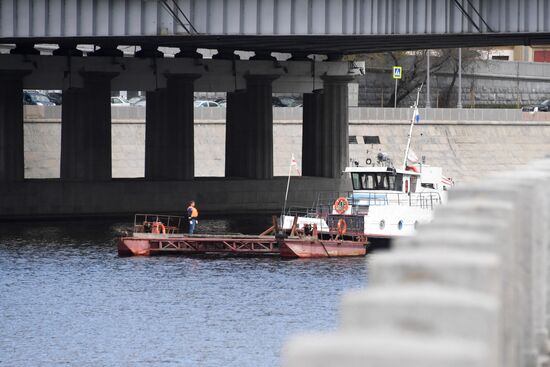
{"left": 1, "top": 0, "right": 550, "bottom": 218}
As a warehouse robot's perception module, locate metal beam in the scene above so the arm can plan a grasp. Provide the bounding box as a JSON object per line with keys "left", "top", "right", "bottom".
{"left": 0, "top": 54, "right": 362, "bottom": 92}
{"left": 1, "top": 0, "right": 550, "bottom": 54}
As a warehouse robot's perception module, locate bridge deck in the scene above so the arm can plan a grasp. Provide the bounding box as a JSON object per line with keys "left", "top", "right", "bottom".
{"left": 1, "top": 0, "right": 550, "bottom": 54}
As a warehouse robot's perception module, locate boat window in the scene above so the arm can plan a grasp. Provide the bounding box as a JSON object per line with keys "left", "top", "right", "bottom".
{"left": 366, "top": 174, "right": 375, "bottom": 189}
{"left": 352, "top": 173, "right": 361, "bottom": 190}
{"left": 377, "top": 174, "right": 388, "bottom": 190}
{"left": 388, "top": 175, "right": 396, "bottom": 190}
{"left": 410, "top": 176, "right": 418, "bottom": 193}
{"left": 395, "top": 174, "right": 403, "bottom": 191}
{"left": 351, "top": 172, "right": 400, "bottom": 191}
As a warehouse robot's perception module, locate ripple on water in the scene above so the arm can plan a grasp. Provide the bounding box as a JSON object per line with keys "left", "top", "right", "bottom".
{"left": 0, "top": 218, "right": 368, "bottom": 367}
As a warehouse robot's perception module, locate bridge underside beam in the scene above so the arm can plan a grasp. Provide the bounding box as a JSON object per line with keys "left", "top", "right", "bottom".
{"left": 0, "top": 54, "right": 358, "bottom": 93}
{"left": 2, "top": 32, "right": 550, "bottom": 55}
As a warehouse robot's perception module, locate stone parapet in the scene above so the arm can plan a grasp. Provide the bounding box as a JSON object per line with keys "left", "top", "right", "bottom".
{"left": 282, "top": 158, "right": 550, "bottom": 367}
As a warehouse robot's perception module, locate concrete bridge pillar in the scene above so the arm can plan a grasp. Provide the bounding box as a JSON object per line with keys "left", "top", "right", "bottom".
{"left": 0, "top": 71, "right": 27, "bottom": 181}
{"left": 225, "top": 75, "right": 278, "bottom": 179}
{"left": 61, "top": 72, "right": 118, "bottom": 181}
{"left": 302, "top": 90, "right": 324, "bottom": 177}
{"left": 145, "top": 74, "right": 200, "bottom": 180}
{"left": 320, "top": 76, "right": 354, "bottom": 178}
{"left": 225, "top": 90, "right": 247, "bottom": 178}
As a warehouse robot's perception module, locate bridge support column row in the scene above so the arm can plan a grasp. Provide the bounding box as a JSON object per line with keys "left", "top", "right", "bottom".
{"left": 302, "top": 76, "right": 354, "bottom": 178}
{"left": 0, "top": 72, "right": 27, "bottom": 181}
{"left": 225, "top": 75, "right": 278, "bottom": 179}
{"left": 61, "top": 72, "right": 118, "bottom": 181}
{"left": 2, "top": 71, "right": 351, "bottom": 182}
{"left": 145, "top": 74, "right": 199, "bottom": 180}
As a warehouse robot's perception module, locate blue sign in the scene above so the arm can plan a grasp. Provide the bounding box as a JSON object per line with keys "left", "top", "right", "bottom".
{"left": 393, "top": 66, "right": 402, "bottom": 79}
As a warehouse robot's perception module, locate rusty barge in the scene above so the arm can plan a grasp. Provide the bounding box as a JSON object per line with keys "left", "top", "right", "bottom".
{"left": 117, "top": 214, "right": 368, "bottom": 258}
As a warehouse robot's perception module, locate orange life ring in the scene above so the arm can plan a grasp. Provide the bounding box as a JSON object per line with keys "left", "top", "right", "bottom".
{"left": 151, "top": 222, "right": 166, "bottom": 234}
{"left": 406, "top": 165, "right": 419, "bottom": 172}
{"left": 337, "top": 219, "right": 347, "bottom": 235}
{"left": 334, "top": 197, "right": 349, "bottom": 214}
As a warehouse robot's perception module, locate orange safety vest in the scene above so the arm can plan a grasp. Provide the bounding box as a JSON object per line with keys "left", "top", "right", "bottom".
{"left": 188, "top": 207, "right": 199, "bottom": 218}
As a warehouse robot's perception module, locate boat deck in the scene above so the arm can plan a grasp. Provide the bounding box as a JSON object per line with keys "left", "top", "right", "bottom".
{"left": 119, "top": 235, "right": 281, "bottom": 257}
{"left": 120, "top": 214, "right": 367, "bottom": 258}
{"left": 118, "top": 234, "right": 367, "bottom": 258}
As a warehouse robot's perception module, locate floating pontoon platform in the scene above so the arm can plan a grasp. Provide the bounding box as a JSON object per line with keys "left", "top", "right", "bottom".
{"left": 117, "top": 214, "right": 367, "bottom": 258}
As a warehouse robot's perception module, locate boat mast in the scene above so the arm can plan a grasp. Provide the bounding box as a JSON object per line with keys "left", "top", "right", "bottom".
{"left": 282, "top": 154, "right": 299, "bottom": 223}
{"left": 402, "top": 84, "right": 423, "bottom": 169}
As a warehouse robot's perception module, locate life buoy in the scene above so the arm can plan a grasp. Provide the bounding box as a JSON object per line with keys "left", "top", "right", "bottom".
{"left": 334, "top": 197, "right": 349, "bottom": 214}
{"left": 337, "top": 219, "right": 347, "bottom": 235}
{"left": 151, "top": 222, "right": 166, "bottom": 234}
{"left": 405, "top": 165, "right": 419, "bottom": 172}
{"left": 366, "top": 158, "right": 372, "bottom": 165}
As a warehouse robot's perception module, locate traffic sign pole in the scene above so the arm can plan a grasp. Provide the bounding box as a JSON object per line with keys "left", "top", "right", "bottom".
{"left": 394, "top": 79, "right": 398, "bottom": 108}
{"left": 392, "top": 66, "right": 402, "bottom": 108}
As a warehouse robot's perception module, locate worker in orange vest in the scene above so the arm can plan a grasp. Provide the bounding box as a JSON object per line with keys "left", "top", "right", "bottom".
{"left": 187, "top": 200, "right": 199, "bottom": 235}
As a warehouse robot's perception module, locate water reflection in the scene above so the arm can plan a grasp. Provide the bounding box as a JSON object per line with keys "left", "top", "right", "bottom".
{"left": 0, "top": 218, "right": 367, "bottom": 367}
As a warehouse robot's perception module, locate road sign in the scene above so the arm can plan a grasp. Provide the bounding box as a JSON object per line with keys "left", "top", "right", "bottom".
{"left": 393, "top": 66, "right": 402, "bottom": 79}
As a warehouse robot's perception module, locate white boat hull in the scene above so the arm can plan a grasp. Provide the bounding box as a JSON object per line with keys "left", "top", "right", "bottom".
{"left": 282, "top": 204, "right": 434, "bottom": 240}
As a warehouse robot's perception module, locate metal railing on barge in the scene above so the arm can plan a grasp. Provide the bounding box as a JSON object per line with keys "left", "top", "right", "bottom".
{"left": 285, "top": 191, "right": 443, "bottom": 218}
{"left": 133, "top": 214, "right": 185, "bottom": 235}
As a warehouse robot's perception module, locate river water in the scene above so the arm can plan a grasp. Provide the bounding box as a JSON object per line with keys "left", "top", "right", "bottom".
{"left": 0, "top": 217, "right": 368, "bottom": 367}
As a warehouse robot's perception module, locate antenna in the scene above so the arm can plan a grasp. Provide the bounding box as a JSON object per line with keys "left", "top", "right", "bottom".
{"left": 402, "top": 84, "right": 423, "bottom": 170}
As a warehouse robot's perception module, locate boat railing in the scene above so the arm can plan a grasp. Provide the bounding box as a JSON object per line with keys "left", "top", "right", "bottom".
{"left": 133, "top": 214, "right": 185, "bottom": 234}
{"left": 351, "top": 192, "right": 443, "bottom": 209}
{"left": 315, "top": 191, "right": 443, "bottom": 213}
{"left": 285, "top": 206, "right": 320, "bottom": 218}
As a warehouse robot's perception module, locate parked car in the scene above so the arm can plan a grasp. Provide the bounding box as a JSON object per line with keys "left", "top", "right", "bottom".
{"left": 46, "top": 92, "right": 62, "bottom": 105}
{"left": 272, "top": 96, "right": 286, "bottom": 107}
{"left": 111, "top": 96, "right": 131, "bottom": 106}
{"left": 214, "top": 98, "right": 226, "bottom": 107}
{"left": 522, "top": 99, "right": 550, "bottom": 112}
{"left": 23, "top": 91, "right": 56, "bottom": 106}
{"left": 128, "top": 96, "right": 146, "bottom": 105}
{"left": 194, "top": 100, "right": 220, "bottom": 108}
{"left": 272, "top": 96, "right": 301, "bottom": 107}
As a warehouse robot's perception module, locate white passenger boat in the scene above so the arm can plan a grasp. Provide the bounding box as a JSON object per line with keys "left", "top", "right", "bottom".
{"left": 281, "top": 86, "right": 453, "bottom": 246}
{"left": 281, "top": 159, "right": 453, "bottom": 245}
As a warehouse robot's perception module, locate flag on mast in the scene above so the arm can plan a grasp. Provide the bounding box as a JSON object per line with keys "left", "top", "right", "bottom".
{"left": 413, "top": 107, "right": 421, "bottom": 123}
{"left": 407, "top": 148, "right": 419, "bottom": 164}
{"left": 290, "top": 154, "right": 301, "bottom": 175}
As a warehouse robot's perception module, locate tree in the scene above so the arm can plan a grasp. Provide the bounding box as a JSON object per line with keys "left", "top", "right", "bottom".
{"left": 362, "top": 48, "right": 487, "bottom": 108}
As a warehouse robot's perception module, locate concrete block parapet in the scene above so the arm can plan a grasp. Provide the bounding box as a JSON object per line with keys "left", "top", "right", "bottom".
{"left": 282, "top": 157, "right": 550, "bottom": 367}
{"left": 283, "top": 331, "right": 489, "bottom": 367}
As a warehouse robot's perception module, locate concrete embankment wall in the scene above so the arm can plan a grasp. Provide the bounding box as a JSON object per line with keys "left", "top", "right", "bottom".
{"left": 6, "top": 106, "right": 549, "bottom": 219}
{"left": 349, "top": 111, "right": 550, "bottom": 182}
{"left": 283, "top": 157, "right": 550, "bottom": 367}
{"left": 24, "top": 106, "right": 550, "bottom": 183}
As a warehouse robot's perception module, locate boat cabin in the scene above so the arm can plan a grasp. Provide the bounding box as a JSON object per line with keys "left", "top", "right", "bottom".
{"left": 345, "top": 166, "right": 421, "bottom": 194}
